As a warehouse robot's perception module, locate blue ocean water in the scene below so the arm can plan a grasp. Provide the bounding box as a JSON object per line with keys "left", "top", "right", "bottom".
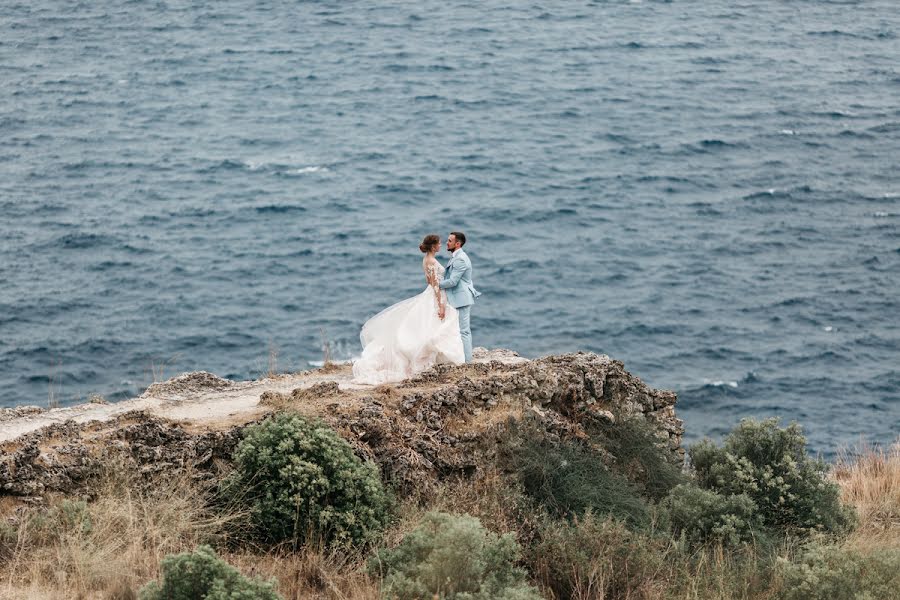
{"left": 1, "top": 1, "right": 898, "bottom": 457}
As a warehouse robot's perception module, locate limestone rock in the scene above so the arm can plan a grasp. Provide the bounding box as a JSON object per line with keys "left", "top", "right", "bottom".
{"left": 0, "top": 351, "right": 683, "bottom": 504}
{"left": 140, "top": 371, "right": 235, "bottom": 399}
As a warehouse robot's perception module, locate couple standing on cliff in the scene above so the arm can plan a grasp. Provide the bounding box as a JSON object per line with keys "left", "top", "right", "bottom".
{"left": 351, "top": 232, "right": 481, "bottom": 385}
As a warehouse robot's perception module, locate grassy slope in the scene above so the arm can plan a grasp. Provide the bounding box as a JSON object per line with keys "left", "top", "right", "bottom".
{"left": 1, "top": 441, "right": 897, "bottom": 600}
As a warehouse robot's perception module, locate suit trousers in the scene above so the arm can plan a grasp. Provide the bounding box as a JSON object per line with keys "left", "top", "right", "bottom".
{"left": 457, "top": 305, "right": 472, "bottom": 363}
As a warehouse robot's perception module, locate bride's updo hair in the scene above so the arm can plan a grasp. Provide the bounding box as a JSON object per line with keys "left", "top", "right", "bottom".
{"left": 419, "top": 234, "right": 440, "bottom": 253}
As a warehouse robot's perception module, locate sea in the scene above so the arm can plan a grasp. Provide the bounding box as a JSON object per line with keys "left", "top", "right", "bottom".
{"left": 1, "top": 1, "right": 898, "bottom": 458}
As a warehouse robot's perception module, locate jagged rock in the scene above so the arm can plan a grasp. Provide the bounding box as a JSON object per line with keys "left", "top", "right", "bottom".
{"left": 0, "top": 411, "right": 250, "bottom": 500}
{"left": 291, "top": 381, "right": 341, "bottom": 401}
{"left": 0, "top": 351, "right": 683, "bottom": 504}
{"left": 140, "top": 371, "right": 234, "bottom": 398}
{"left": 0, "top": 406, "right": 45, "bottom": 422}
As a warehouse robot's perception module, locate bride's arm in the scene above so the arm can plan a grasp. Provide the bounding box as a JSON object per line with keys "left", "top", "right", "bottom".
{"left": 425, "top": 264, "right": 446, "bottom": 320}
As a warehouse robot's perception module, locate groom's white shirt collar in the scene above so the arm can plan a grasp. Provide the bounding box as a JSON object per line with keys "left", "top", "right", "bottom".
{"left": 452, "top": 248, "right": 462, "bottom": 257}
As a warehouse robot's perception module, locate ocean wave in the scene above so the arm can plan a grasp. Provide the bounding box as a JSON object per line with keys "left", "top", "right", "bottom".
{"left": 254, "top": 204, "right": 308, "bottom": 214}
{"left": 42, "top": 232, "right": 118, "bottom": 250}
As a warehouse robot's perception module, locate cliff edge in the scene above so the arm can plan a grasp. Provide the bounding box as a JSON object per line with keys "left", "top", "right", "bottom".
{"left": 0, "top": 349, "right": 683, "bottom": 503}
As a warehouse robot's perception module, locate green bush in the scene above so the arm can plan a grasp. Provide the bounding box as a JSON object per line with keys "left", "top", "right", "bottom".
{"left": 499, "top": 421, "right": 650, "bottom": 527}
{"left": 222, "top": 413, "right": 391, "bottom": 548}
{"left": 778, "top": 542, "right": 900, "bottom": 600}
{"left": 26, "top": 499, "right": 93, "bottom": 545}
{"left": 660, "top": 484, "right": 762, "bottom": 547}
{"left": 530, "top": 512, "right": 665, "bottom": 600}
{"left": 140, "top": 544, "right": 281, "bottom": 600}
{"left": 369, "top": 512, "right": 542, "bottom": 600}
{"left": 690, "top": 418, "right": 855, "bottom": 534}
{"left": 587, "top": 415, "right": 688, "bottom": 500}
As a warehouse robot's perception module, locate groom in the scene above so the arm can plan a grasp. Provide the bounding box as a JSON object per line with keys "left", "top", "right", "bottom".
{"left": 440, "top": 231, "right": 481, "bottom": 362}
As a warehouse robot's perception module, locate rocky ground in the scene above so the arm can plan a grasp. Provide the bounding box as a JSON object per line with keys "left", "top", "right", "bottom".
{"left": 0, "top": 349, "right": 683, "bottom": 510}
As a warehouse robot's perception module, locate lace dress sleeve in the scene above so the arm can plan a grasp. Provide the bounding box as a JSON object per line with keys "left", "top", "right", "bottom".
{"left": 425, "top": 263, "right": 446, "bottom": 317}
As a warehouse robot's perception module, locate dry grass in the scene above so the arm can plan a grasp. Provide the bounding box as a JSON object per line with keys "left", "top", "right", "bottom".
{"left": 0, "top": 462, "right": 380, "bottom": 600}
{"left": 833, "top": 440, "right": 900, "bottom": 549}
{"left": 225, "top": 546, "right": 379, "bottom": 600}
{"left": 0, "top": 464, "right": 243, "bottom": 600}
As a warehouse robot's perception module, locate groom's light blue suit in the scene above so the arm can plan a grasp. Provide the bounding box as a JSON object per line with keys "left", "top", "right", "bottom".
{"left": 439, "top": 249, "right": 481, "bottom": 362}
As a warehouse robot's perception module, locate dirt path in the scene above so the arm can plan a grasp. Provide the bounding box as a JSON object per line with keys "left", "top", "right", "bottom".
{"left": 0, "top": 349, "right": 527, "bottom": 444}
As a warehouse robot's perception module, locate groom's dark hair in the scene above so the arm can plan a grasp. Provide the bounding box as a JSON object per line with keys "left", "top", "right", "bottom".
{"left": 450, "top": 231, "right": 466, "bottom": 246}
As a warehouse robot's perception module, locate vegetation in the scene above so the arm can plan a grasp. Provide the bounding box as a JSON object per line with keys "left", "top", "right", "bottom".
{"left": 221, "top": 412, "right": 391, "bottom": 548}
{"left": 0, "top": 413, "right": 896, "bottom": 600}
{"left": 369, "top": 511, "right": 541, "bottom": 600}
{"left": 659, "top": 484, "right": 762, "bottom": 547}
{"left": 778, "top": 541, "right": 900, "bottom": 600}
{"left": 499, "top": 418, "right": 651, "bottom": 527}
{"left": 529, "top": 511, "right": 666, "bottom": 600}
{"left": 690, "top": 418, "right": 856, "bottom": 535}
{"left": 140, "top": 545, "right": 282, "bottom": 600}
{"left": 588, "top": 415, "right": 688, "bottom": 500}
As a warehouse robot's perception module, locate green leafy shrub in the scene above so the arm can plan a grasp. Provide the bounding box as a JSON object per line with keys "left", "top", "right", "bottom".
{"left": 660, "top": 484, "right": 762, "bottom": 547}
{"left": 140, "top": 544, "right": 282, "bottom": 600}
{"left": 778, "top": 542, "right": 900, "bottom": 600}
{"left": 588, "top": 415, "right": 688, "bottom": 500}
{"left": 222, "top": 413, "right": 390, "bottom": 548}
{"left": 690, "top": 418, "right": 855, "bottom": 534}
{"left": 26, "top": 499, "right": 93, "bottom": 545}
{"left": 530, "top": 511, "right": 665, "bottom": 600}
{"left": 369, "top": 512, "right": 542, "bottom": 600}
{"left": 499, "top": 420, "right": 650, "bottom": 527}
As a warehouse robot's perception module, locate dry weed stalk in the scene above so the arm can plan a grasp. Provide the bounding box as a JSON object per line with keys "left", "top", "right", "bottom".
{"left": 46, "top": 360, "right": 62, "bottom": 409}
{"left": 268, "top": 339, "right": 279, "bottom": 378}
{"left": 319, "top": 327, "right": 334, "bottom": 369}
{"left": 149, "top": 353, "right": 182, "bottom": 384}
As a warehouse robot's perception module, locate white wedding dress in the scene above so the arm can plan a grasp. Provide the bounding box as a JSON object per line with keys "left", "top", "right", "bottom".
{"left": 352, "top": 262, "right": 465, "bottom": 384}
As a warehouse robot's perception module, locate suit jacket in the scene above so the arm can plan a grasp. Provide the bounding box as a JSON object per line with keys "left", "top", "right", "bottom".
{"left": 439, "top": 249, "right": 481, "bottom": 308}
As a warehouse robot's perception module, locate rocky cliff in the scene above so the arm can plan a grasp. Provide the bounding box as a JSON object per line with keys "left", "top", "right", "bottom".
{"left": 0, "top": 350, "right": 683, "bottom": 505}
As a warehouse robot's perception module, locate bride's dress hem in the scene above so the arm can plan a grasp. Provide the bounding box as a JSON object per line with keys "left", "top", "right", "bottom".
{"left": 351, "top": 266, "right": 465, "bottom": 385}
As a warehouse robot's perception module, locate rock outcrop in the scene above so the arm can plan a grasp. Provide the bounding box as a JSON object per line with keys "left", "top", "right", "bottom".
{"left": 0, "top": 350, "right": 683, "bottom": 505}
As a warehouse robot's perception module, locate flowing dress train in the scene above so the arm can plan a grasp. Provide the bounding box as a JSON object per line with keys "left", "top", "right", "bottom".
{"left": 352, "top": 262, "right": 464, "bottom": 384}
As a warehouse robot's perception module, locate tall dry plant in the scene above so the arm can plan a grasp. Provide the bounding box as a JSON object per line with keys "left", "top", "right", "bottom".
{"left": 833, "top": 441, "right": 900, "bottom": 548}
{"left": 46, "top": 360, "right": 62, "bottom": 409}
{"left": 148, "top": 352, "right": 182, "bottom": 384}
{"left": 319, "top": 327, "right": 334, "bottom": 368}
{"left": 225, "top": 544, "right": 380, "bottom": 600}
{"left": 267, "top": 339, "right": 279, "bottom": 378}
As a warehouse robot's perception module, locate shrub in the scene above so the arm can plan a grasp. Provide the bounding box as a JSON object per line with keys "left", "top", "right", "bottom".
{"left": 588, "top": 415, "right": 688, "bottom": 500}
{"left": 660, "top": 484, "right": 762, "bottom": 547}
{"left": 778, "top": 542, "right": 900, "bottom": 600}
{"left": 499, "top": 420, "right": 650, "bottom": 527}
{"left": 530, "top": 512, "right": 665, "bottom": 600}
{"left": 369, "top": 512, "right": 542, "bottom": 600}
{"left": 26, "top": 498, "right": 93, "bottom": 544}
{"left": 140, "top": 544, "right": 282, "bottom": 600}
{"left": 222, "top": 413, "right": 391, "bottom": 548}
{"left": 690, "top": 418, "right": 855, "bottom": 534}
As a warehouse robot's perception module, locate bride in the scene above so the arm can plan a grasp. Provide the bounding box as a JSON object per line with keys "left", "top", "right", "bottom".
{"left": 351, "top": 234, "right": 465, "bottom": 384}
